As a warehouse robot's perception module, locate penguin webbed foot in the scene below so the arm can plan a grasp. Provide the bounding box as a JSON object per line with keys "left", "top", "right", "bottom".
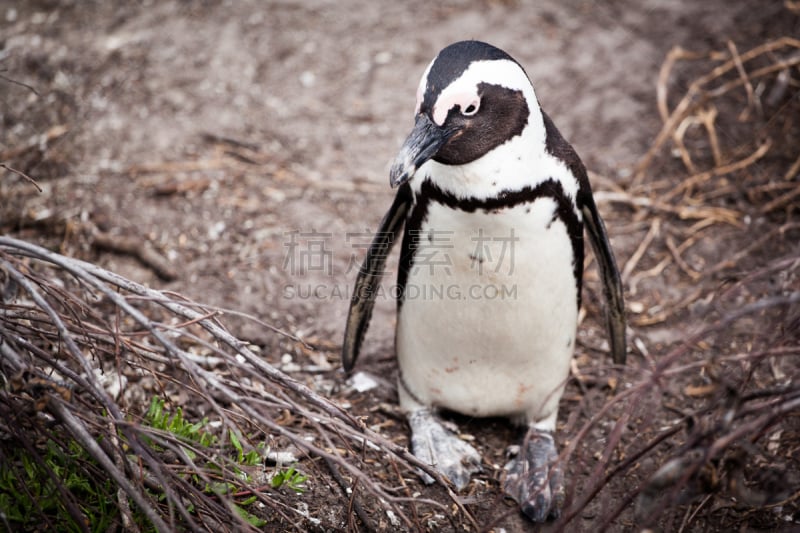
{"left": 407, "top": 409, "right": 481, "bottom": 490}
{"left": 504, "top": 428, "right": 564, "bottom": 522}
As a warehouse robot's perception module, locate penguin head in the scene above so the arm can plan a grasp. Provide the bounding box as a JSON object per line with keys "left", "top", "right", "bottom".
{"left": 390, "top": 41, "right": 546, "bottom": 193}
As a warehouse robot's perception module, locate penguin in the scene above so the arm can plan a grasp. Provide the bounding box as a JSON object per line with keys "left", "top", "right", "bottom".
{"left": 342, "top": 40, "right": 626, "bottom": 522}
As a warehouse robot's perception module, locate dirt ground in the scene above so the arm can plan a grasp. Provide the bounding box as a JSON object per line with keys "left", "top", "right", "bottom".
{"left": 2, "top": 0, "right": 800, "bottom": 531}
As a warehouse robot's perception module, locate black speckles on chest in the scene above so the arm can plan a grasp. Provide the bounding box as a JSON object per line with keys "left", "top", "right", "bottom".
{"left": 468, "top": 252, "right": 485, "bottom": 265}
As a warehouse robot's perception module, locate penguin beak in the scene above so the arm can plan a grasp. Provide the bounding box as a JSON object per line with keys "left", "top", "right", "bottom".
{"left": 389, "top": 113, "right": 448, "bottom": 188}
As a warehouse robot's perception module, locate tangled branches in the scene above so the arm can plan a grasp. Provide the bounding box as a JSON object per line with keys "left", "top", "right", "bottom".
{"left": 1, "top": 26, "right": 799, "bottom": 533}
{"left": 557, "top": 286, "right": 800, "bottom": 531}
{"left": 634, "top": 36, "right": 800, "bottom": 187}
{"left": 561, "top": 35, "right": 800, "bottom": 531}
{"left": 0, "top": 237, "right": 459, "bottom": 532}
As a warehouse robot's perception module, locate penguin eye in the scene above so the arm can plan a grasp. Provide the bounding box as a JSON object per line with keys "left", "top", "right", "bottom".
{"left": 461, "top": 100, "right": 480, "bottom": 116}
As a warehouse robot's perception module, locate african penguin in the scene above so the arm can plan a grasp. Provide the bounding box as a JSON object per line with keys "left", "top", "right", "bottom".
{"left": 342, "top": 40, "right": 626, "bottom": 522}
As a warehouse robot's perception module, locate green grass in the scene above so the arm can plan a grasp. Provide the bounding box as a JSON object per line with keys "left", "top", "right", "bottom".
{"left": 270, "top": 464, "right": 308, "bottom": 494}
{"left": 144, "top": 396, "right": 217, "bottom": 454}
{"left": 0, "top": 438, "right": 123, "bottom": 532}
{"left": 0, "top": 396, "right": 308, "bottom": 531}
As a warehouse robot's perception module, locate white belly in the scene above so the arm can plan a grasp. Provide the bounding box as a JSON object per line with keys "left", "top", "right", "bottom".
{"left": 396, "top": 197, "right": 578, "bottom": 425}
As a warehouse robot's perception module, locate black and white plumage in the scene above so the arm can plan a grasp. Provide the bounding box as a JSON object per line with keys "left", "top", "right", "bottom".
{"left": 342, "top": 40, "right": 626, "bottom": 522}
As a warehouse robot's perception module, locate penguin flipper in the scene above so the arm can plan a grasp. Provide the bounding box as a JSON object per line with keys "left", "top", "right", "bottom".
{"left": 541, "top": 111, "right": 625, "bottom": 364}
{"left": 581, "top": 198, "right": 627, "bottom": 365}
{"left": 341, "top": 183, "right": 413, "bottom": 372}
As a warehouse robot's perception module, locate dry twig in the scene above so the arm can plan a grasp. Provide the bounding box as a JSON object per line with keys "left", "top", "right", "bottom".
{"left": 0, "top": 236, "right": 460, "bottom": 531}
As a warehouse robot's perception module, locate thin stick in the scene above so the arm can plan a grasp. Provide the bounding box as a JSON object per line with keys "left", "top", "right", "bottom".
{"left": 47, "top": 397, "right": 170, "bottom": 532}
{"left": 0, "top": 72, "right": 40, "bottom": 95}
{"left": 663, "top": 140, "right": 771, "bottom": 202}
{"left": 621, "top": 218, "right": 660, "bottom": 285}
{"left": 761, "top": 186, "right": 800, "bottom": 214}
{"left": 666, "top": 234, "right": 700, "bottom": 280}
{"left": 697, "top": 106, "right": 722, "bottom": 167}
{"left": 727, "top": 40, "right": 759, "bottom": 119}
{"left": 1, "top": 163, "right": 42, "bottom": 192}
{"left": 783, "top": 153, "right": 800, "bottom": 181}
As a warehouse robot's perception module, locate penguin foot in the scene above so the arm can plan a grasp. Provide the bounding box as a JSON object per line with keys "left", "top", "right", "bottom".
{"left": 503, "top": 428, "right": 564, "bottom": 522}
{"left": 407, "top": 409, "right": 481, "bottom": 490}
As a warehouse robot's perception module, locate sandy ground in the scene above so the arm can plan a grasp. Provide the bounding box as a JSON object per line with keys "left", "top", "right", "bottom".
{"left": 2, "top": 0, "right": 799, "bottom": 531}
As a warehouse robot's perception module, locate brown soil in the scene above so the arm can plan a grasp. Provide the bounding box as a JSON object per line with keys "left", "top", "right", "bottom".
{"left": 2, "top": 1, "right": 799, "bottom": 531}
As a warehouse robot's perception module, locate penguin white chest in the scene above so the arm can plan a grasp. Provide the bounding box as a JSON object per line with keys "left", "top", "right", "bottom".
{"left": 396, "top": 196, "right": 579, "bottom": 424}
